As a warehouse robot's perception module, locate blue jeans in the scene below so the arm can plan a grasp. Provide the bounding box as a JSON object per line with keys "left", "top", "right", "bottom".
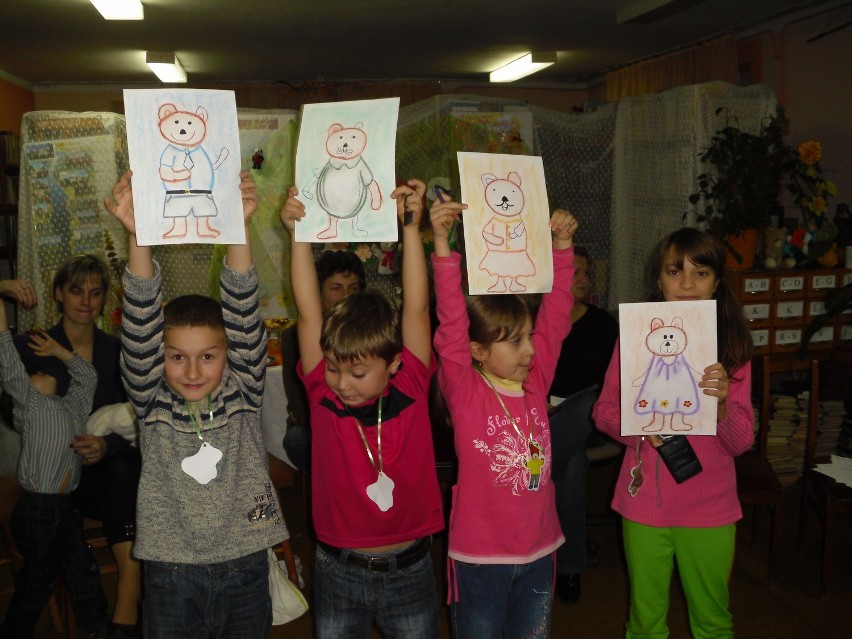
{"left": 0, "top": 491, "right": 108, "bottom": 638}
{"left": 313, "top": 542, "right": 439, "bottom": 639}
{"left": 450, "top": 554, "right": 554, "bottom": 639}
{"left": 142, "top": 549, "right": 270, "bottom": 639}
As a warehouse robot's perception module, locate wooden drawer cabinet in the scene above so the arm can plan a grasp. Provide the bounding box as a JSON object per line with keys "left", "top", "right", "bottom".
{"left": 728, "top": 266, "right": 852, "bottom": 355}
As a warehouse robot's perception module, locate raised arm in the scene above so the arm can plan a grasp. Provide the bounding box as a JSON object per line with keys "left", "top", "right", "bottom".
{"left": 280, "top": 186, "right": 323, "bottom": 374}
{"left": 225, "top": 171, "right": 257, "bottom": 274}
{"left": 392, "top": 179, "right": 431, "bottom": 366}
{"left": 103, "top": 170, "right": 153, "bottom": 279}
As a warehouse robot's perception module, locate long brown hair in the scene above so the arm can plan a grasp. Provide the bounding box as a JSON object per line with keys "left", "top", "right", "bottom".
{"left": 647, "top": 228, "right": 752, "bottom": 375}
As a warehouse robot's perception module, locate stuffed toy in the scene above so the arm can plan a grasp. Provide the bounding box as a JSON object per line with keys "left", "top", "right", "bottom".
{"left": 762, "top": 227, "right": 786, "bottom": 269}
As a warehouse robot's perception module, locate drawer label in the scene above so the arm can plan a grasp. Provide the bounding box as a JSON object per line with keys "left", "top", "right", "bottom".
{"left": 744, "top": 304, "right": 769, "bottom": 320}
{"left": 751, "top": 329, "right": 769, "bottom": 347}
{"left": 744, "top": 278, "right": 770, "bottom": 293}
{"left": 811, "top": 274, "right": 836, "bottom": 290}
{"left": 775, "top": 328, "right": 802, "bottom": 345}
{"left": 775, "top": 300, "right": 804, "bottom": 319}
{"left": 778, "top": 276, "right": 804, "bottom": 291}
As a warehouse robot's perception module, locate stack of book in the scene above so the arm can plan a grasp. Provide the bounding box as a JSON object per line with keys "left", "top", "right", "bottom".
{"left": 765, "top": 392, "right": 809, "bottom": 487}
{"left": 810, "top": 395, "right": 848, "bottom": 461}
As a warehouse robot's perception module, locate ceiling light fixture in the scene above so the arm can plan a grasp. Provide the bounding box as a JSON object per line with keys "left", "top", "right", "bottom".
{"left": 146, "top": 52, "right": 187, "bottom": 83}
{"left": 90, "top": 1, "right": 144, "bottom": 20}
{"left": 489, "top": 52, "right": 556, "bottom": 83}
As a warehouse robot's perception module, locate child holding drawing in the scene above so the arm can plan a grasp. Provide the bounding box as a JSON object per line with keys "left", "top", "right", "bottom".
{"left": 280, "top": 178, "right": 444, "bottom": 639}
{"left": 429, "top": 193, "right": 578, "bottom": 638}
{"left": 592, "top": 227, "right": 754, "bottom": 639}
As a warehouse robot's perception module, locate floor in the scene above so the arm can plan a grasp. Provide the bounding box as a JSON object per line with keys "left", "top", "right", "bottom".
{"left": 2, "top": 459, "right": 850, "bottom": 638}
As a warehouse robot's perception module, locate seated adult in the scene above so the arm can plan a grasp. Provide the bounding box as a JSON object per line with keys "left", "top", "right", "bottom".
{"left": 281, "top": 249, "right": 366, "bottom": 472}
{"left": 12, "top": 255, "right": 142, "bottom": 637}
{"left": 548, "top": 246, "right": 619, "bottom": 605}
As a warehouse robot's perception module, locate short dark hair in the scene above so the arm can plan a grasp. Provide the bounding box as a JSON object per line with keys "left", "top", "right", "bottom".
{"left": 320, "top": 290, "right": 401, "bottom": 364}
{"left": 52, "top": 254, "right": 110, "bottom": 314}
{"left": 163, "top": 294, "right": 225, "bottom": 332}
{"left": 315, "top": 250, "right": 366, "bottom": 292}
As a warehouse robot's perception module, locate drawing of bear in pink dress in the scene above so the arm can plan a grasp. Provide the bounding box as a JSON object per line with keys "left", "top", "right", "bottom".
{"left": 632, "top": 317, "right": 700, "bottom": 432}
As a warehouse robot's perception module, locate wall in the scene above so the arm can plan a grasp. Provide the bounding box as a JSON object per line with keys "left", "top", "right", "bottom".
{"left": 0, "top": 76, "right": 34, "bottom": 133}
{"left": 741, "top": 8, "right": 852, "bottom": 215}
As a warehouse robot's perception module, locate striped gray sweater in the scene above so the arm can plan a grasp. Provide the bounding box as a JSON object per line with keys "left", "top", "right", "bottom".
{"left": 121, "top": 260, "right": 286, "bottom": 564}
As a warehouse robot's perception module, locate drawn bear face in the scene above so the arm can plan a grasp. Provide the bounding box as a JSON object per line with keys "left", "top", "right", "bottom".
{"left": 481, "top": 172, "right": 524, "bottom": 218}
{"left": 645, "top": 317, "right": 687, "bottom": 356}
{"left": 325, "top": 123, "right": 368, "bottom": 160}
{"left": 157, "top": 103, "right": 209, "bottom": 148}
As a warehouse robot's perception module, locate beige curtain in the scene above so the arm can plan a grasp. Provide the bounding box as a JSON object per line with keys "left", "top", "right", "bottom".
{"left": 606, "top": 35, "right": 740, "bottom": 101}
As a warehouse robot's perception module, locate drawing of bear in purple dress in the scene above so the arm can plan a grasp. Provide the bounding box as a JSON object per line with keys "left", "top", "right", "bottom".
{"left": 632, "top": 317, "right": 700, "bottom": 432}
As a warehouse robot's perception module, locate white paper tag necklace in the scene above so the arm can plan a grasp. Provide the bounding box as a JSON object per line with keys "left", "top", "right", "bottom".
{"left": 181, "top": 397, "right": 222, "bottom": 485}
{"left": 350, "top": 395, "right": 394, "bottom": 511}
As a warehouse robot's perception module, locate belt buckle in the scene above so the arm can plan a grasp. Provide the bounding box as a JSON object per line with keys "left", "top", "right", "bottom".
{"left": 366, "top": 556, "right": 388, "bottom": 573}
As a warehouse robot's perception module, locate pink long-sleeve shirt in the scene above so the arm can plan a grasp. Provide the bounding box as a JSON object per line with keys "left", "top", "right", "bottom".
{"left": 592, "top": 342, "right": 754, "bottom": 527}
{"left": 432, "top": 248, "right": 574, "bottom": 563}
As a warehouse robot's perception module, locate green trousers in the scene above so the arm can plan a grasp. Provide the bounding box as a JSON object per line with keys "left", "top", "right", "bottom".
{"left": 622, "top": 519, "right": 736, "bottom": 639}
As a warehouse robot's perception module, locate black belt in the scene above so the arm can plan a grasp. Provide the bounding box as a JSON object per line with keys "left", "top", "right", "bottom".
{"left": 165, "top": 189, "right": 212, "bottom": 194}
{"left": 318, "top": 536, "right": 432, "bottom": 572}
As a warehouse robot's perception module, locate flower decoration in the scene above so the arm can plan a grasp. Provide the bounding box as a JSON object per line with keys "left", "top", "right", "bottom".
{"left": 786, "top": 139, "right": 838, "bottom": 229}
{"left": 353, "top": 243, "right": 373, "bottom": 262}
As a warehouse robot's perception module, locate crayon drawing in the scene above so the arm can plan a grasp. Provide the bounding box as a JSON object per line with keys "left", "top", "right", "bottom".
{"left": 124, "top": 89, "right": 243, "bottom": 246}
{"left": 458, "top": 152, "right": 552, "bottom": 295}
{"left": 294, "top": 98, "right": 399, "bottom": 243}
{"left": 618, "top": 301, "right": 718, "bottom": 436}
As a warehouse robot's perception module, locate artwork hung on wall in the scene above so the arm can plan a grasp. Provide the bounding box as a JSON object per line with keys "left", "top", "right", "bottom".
{"left": 124, "top": 88, "right": 243, "bottom": 246}
{"left": 457, "top": 152, "right": 553, "bottom": 295}
{"left": 294, "top": 97, "right": 400, "bottom": 243}
{"left": 618, "top": 300, "right": 718, "bottom": 436}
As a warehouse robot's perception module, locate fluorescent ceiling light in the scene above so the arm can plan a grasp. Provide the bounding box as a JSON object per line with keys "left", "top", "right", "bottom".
{"left": 146, "top": 52, "right": 187, "bottom": 83}
{"left": 490, "top": 52, "right": 556, "bottom": 83}
{"left": 91, "top": 1, "right": 144, "bottom": 20}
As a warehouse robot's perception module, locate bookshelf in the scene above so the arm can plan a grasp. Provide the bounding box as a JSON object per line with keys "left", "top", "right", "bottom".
{"left": 0, "top": 131, "right": 20, "bottom": 332}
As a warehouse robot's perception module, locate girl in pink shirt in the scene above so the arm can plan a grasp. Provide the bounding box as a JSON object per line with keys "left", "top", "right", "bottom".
{"left": 430, "top": 197, "right": 578, "bottom": 639}
{"left": 593, "top": 228, "right": 754, "bottom": 639}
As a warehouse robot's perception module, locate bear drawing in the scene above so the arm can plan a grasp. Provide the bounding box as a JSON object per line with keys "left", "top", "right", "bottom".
{"left": 478, "top": 171, "right": 535, "bottom": 293}
{"left": 632, "top": 317, "right": 700, "bottom": 432}
{"left": 302, "top": 122, "right": 382, "bottom": 240}
{"left": 157, "top": 103, "right": 229, "bottom": 239}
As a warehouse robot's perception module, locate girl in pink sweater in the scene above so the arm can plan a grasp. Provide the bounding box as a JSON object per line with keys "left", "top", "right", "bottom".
{"left": 593, "top": 228, "right": 754, "bottom": 639}
{"left": 430, "top": 197, "right": 578, "bottom": 639}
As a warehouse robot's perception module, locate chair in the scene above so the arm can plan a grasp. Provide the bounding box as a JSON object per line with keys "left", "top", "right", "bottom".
{"left": 0, "top": 475, "right": 65, "bottom": 634}
{"left": 734, "top": 354, "right": 784, "bottom": 589}
{"left": 798, "top": 356, "right": 852, "bottom": 597}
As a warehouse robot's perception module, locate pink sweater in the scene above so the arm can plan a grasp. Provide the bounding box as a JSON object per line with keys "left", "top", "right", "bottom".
{"left": 592, "top": 343, "right": 754, "bottom": 527}
{"left": 432, "top": 249, "right": 574, "bottom": 563}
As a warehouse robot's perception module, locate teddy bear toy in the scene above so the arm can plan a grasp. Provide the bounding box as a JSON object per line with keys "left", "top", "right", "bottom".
{"left": 762, "top": 227, "right": 786, "bottom": 269}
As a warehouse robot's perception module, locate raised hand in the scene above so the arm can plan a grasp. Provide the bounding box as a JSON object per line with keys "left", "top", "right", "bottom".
{"left": 279, "top": 186, "right": 306, "bottom": 235}
{"left": 103, "top": 170, "right": 137, "bottom": 236}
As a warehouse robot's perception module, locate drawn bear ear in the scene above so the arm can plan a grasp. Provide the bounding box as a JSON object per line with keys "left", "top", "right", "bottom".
{"left": 671, "top": 317, "right": 683, "bottom": 329}
{"left": 327, "top": 123, "right": 344, "bottom": 136}
{"left": 507, "top": 171, "right": 522, "bottom": 187}
{"left": 158, "top": 103, "right": 178, "bottom": 121}
{"left": 650, "top": 317, "right": 664, "bottom": 331}
{"left": 195, "top": 106, "right": 208, "bottom": 122}
{"left": 354, "top": 122, "right": 364, "bottom": 129}
{"left": 481, "top": 173, "right": 498, "bottom": 187}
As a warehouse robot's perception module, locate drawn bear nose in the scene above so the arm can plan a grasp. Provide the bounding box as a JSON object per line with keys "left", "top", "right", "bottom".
{"left": 180, "top": 129, "right": 187, "bottom": 135}
{"left": 501, "top": 196, "right": 508, "bottom": 203}
{"left": 343, "top": 142, "right": 348, "bottom": 148}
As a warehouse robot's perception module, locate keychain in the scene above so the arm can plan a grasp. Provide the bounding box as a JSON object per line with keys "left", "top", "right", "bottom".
{"left": 628, "top": 437, "right": 644, "bottom": 497}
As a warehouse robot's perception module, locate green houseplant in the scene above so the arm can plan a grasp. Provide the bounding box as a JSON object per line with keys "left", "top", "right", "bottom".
{"left": 687, "top": 107, "right": 795, "bottom": 266}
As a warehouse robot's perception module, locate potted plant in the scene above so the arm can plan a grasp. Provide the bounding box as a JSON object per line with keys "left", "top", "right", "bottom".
{"left": 686, "top": 107, "right": 795, "bottom": 268}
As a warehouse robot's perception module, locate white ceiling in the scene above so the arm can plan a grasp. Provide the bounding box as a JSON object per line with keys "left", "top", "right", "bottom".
{"left": 0, "top": 0, "right": 847, "bottom": 87}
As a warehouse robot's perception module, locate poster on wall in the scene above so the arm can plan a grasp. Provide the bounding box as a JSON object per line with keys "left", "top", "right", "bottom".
{"left": 294, "top": 97, "right": 400, "bottom": 243}
{"left": 457, "top": 151, "right": 553, "bottom": 295}
{"left": 124, "top": 88, "right": 243, "bottom": 246}
{"left": 618, "top": 300, "right": 718, "bottom": 436}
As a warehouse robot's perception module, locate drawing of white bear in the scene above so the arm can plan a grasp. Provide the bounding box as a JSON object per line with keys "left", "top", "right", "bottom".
{"left": 478, "top": 171, "right": 535, "bottom": 293}
{"left": 302, "top": 122, "right": 382, "bottom": 240}
{"left": 632, "top": 317, "right": 700, "bottom": 432}
{"left": 157, "top": 103, "right": 229, "bottom": 239}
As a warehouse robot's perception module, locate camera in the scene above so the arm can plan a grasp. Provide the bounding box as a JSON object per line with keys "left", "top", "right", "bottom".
{"left": 655, "top": 435, "right": 702, "bottom": 484}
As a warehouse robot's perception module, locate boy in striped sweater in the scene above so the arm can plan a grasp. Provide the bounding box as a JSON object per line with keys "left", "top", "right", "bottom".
{"left": 104, "top": 170, "right": 287, "bottom": 639}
